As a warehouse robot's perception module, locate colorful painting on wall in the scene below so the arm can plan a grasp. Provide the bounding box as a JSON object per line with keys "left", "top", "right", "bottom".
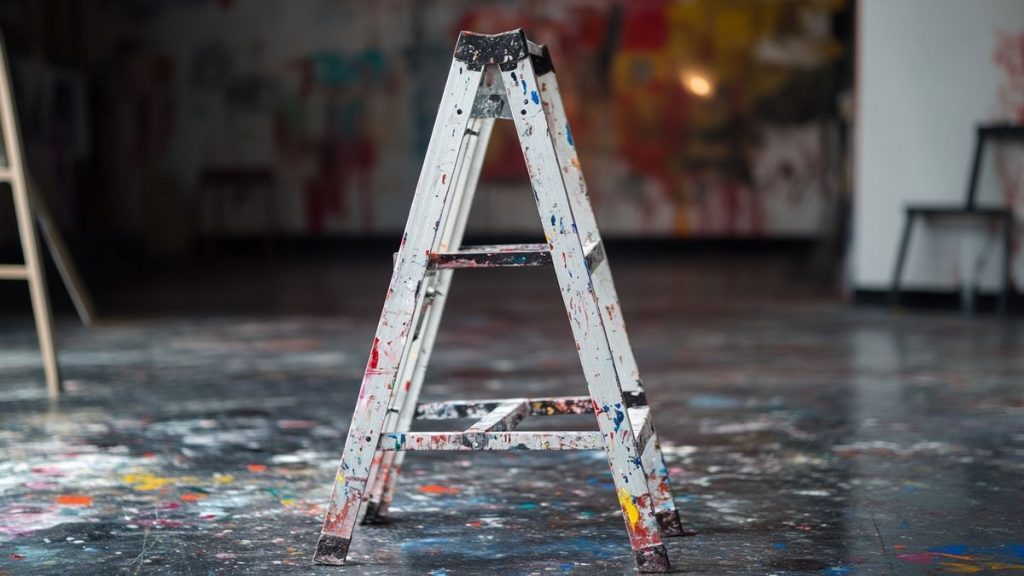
{"left": 97, "top": 0, "right": 849, "bottom": 238}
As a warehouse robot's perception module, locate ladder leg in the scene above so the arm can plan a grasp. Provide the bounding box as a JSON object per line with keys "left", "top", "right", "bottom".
{"left": 314, "top": 60, "right": 482, "bottom": 565}
{"left": 534, "top": 55, "right": 687, "bottom": 537}
{"left": 364, "top": 117, "right": 496, "bottom": 522}
{"left": 363, "top": 118, "right": 490, "bottom": 521}
{"left": 503, "top": 59, "right": 669, "bottom": 573}
{"left": 0, "top": 36, "right": 61, "bottom": 399}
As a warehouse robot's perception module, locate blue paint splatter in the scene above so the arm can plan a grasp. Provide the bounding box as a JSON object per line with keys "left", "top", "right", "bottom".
{"left": 550, "top": 214, "right": 556, "bottom": 226}
{"left": 772, "top": 542, "right": 788, "bottom": 550}
{"left": 823, "top": 566, "right": 852, "bottom": 575}
{"left": 519, "top": 502, "right": 538, "bottom": 510}
{"left": 429, "top": 570, "right": 449, "bottom": 576}
{"left": 929, "top": 544, "right": 969, "bottom": 555}
{"left": 612, "top": 404, "right": 625, "bottom": 431}
{"left": 531, "top": 90, "right": 540, "bottom": 105}
{"left": 566, "top": 124, "right": 574, "bottom": 146}
{"left": 521, "top": 79, "right": 527, "bottom": 95}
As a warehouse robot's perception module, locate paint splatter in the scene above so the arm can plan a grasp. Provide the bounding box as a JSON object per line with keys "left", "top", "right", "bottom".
{"left": 247, "top": 464, "right": 268, "bottom": 473}
{"left": 617, "top": 487, "right": 639, "bottom": 527}
{"left": 531, "top": 90, "right": 539, "bottom": 104}
{"left": 418, "top": 484, "right": 460, "bottom": 495}
{"left": 369, "top": 337, "right": 380, "bottom": 369}
{"left": 566, "top": 124, "right": 574, "bottom": 146}
{"left": 55, "top": 495, "right": 93, "bottom": 506}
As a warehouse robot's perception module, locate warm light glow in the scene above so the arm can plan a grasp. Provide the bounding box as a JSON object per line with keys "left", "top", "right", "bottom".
{"left": 681, "top": 70, "right": 714, "bottom": 98}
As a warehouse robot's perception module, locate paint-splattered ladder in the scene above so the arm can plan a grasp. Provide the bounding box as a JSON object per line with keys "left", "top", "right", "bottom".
{"left": 315, "top": 29, "right": 687, "bottom": 573}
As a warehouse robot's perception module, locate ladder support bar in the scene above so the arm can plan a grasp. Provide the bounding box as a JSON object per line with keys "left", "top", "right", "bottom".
{"left": 465, "top": 399, "right": 528, "bottom": 433}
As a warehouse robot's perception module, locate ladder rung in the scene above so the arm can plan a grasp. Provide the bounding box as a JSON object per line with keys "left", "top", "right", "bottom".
{"left": 424, "top": 240, "right": 606, "bottom": 271}
{"left": 429, "top": 243, "right": 550, "bottom": 269}
{"left": 0, "top": 264, "right": 28, "bottom": 280}
{"left": 380, "top": 430, "right": 604, "bottom": 451}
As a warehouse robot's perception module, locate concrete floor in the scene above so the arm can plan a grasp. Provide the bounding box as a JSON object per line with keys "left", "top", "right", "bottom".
{"left": 0, "top": 250, "right": 1023, "bottom": 574}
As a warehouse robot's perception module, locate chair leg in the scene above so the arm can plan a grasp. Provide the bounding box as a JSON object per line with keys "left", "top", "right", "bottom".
{"left": 890, "top": 213, "right": 914, "bottom": 307}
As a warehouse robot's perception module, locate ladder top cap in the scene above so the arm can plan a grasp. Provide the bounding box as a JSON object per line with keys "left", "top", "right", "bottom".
{"left": 455, "top": 29, "right": 542, "bottom": 71}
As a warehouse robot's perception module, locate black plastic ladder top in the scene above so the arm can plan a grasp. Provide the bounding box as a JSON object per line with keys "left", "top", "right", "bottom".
{"left": 453, "top": 28, "right": 554, "bottom": 74}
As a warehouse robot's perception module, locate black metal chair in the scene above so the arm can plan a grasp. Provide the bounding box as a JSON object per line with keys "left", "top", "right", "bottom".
{"left": 890, "top": 123, "right": 1023, "bottom": 313}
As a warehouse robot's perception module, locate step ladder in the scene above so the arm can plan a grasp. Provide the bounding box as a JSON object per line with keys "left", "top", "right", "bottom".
{"left": 315, "top": 30, "right": 687, "bottom": 573}
{"left": 0, "top": 35, "right": 97, "bottom": 399}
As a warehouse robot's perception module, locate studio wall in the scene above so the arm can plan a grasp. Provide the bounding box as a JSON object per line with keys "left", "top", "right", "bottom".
{"left": 853, "top": 0, "right": 1024, "bottom": 293}
{"left": 5, "top": 0, "right": 849, "bottom": 247}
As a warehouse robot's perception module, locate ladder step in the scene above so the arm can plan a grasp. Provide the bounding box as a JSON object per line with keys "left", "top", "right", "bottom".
{"left": 425, "top": 240, "right": 606, "bottom": 271}
{"left": 381, "top": 407, "right": 652, "bottom": 452}
{"left": 415, "top": 396, "right": 593, "bottom": 420}
{"left": 380, "top": 430, "right": 604, "bottom": 451}
{"left": 414, "top": 393, "right": 647, "bottom": 420}
{"left": 429, "top": 243, "right": 551, "bottom": 269}
{"left": 0, "top": 264, "right": 28, "bottom": 280}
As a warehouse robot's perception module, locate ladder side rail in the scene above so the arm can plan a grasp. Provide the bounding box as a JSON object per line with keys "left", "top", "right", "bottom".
{"left": 533, "top": 55, "right": 643, "bottom": 390}
{"left": 314, "top": 59, "right": 483, "bottom": 566}
{"left": 501, "top": 55, "right": 669, "bottom": 573}
{"left": 534, "top": 46, "right": 687, "bottom": 538}
{"left": 371, "top": 117, "right": 495, "bottom": 517}
{"left": 364, "top": 116, "right": 494, "bottom": 521}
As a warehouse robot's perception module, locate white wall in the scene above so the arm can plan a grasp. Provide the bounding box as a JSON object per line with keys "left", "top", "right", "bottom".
{"left": 854, "top": 0, "right": 1024, "bottom": 291}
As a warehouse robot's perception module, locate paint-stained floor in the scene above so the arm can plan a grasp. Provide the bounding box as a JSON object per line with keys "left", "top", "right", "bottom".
{"left": 1, "top": 252, "right": 1023, "bottom": 575}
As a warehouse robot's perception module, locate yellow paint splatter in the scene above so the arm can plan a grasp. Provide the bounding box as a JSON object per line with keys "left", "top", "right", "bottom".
{"left": 939, "top": 561, "right": 984, "bottom": 574}
{"left": 122, "top": 473, "right": 174, "bottom": 491}
{"left": 336, "top": 472, "right": 346, "bottom": 484}
{"left": 617, "top": 487, "right": 639, "bottom": 527}
{"left": 280, "top": 498, "right": 296, "bottom": 506}
{"left": 213, "top": 474, "right": 234, "bottom": 484}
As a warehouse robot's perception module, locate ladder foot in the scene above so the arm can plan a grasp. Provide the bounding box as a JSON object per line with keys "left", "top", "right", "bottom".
{"left": 635, "top": 545, "right": 671, "bottom": 573}
{"left": 656, "top": 509, "right": 696, "bottom": 537}
{"left": 313, "top": 535, "right": 351, "bottom": 565}
{"left": 360, "top": 501, "right": 391, "bottom": 525}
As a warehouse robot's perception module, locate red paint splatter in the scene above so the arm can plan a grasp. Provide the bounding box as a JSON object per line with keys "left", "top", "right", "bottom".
{"left": 55, "top": 494, "right": 92, "bottom": 506}
{"left": 181, "top": 493, "right": 205, "bottom": 502}
{"left": 369, "top": 337, "right": 381, "bottom": 369}
{"left": 418, "top": 484, "right": 460, "bottom": 495}
{"left": 247, "top": 464, "right": 268, "bottom": 473}
{"left": 897, "top": 553, "right": 938, "bottom": 565}
{"left": 441, "top": 173, "right": 447, "bottom": 184}
{"left": 403, "top": 380, "right": 411, "bottom": 391}
{"left": 10, "top": 554, "right": 25, "bottom": 560}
